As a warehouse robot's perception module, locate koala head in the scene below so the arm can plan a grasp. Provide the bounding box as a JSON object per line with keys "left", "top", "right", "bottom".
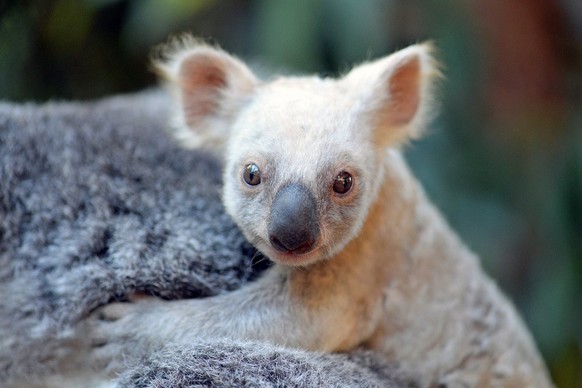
{"left": 158, "top": 36, "right": 438, "bottom": 266}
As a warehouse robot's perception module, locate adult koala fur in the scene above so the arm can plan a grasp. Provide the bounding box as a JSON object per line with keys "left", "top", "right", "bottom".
{"left": 0, "top": 91, "right": 413, "bottom": 387}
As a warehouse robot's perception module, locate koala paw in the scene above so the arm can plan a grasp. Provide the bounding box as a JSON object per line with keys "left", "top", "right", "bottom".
{"left": 87, "top": 296, "right": 168, "bottom": 374}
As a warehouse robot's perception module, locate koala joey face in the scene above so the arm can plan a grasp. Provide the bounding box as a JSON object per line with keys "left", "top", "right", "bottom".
{"left": 222, "top": 78, "right": 383, "bottom": 267}
{"left": 163, "top": 39, "right": 434, "bottom": 266}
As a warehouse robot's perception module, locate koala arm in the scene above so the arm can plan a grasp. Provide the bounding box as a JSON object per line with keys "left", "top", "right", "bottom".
{"left": 88, "top": 264, "right": 378, "bottom": 374}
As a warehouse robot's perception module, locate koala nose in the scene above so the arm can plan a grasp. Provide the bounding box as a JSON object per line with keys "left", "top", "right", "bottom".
{"left": 268, "top": 183, "right": 319, "bottom": 254}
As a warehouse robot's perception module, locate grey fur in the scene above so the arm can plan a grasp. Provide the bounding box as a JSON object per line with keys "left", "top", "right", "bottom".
{"left": 0, "top": 91, "right": 413, "bottom": 386}
{"left": 117, "top": 340, "right": 415, "bottom": 388}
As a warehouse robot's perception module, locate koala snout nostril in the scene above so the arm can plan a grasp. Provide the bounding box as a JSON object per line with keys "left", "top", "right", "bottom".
{"left": 269, "top": 235, "right": 288, "bottom": 252}
{"left": 269, "top": 233, "right": 316, "bottom": 254}
{"left": 268, "top": 183, "right": 320, "bottom": 255}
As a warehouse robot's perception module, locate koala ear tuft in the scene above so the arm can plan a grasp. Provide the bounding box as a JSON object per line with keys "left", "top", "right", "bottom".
{"left": 343, "top": 43, "right": 441, "bottom": 147}
{"left": 155, "top": 36, "right": 258, "bottom": 148}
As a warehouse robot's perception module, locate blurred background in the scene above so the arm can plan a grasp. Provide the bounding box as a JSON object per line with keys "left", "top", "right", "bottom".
{"left": 0, "top": 0, "right": 580, "bottom": 386}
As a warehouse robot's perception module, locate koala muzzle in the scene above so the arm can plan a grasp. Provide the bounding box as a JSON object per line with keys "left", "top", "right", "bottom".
{"left": 268, "top": 183, "right": 319, "bottom": 254}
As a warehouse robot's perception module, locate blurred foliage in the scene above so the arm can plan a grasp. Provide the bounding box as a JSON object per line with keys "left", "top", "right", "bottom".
{"left": 0, "top": 0, "right": 580, "bottom": 386}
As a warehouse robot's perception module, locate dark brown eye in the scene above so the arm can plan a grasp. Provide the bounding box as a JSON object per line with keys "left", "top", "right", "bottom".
{"left": 243, "top": 163, "right": 261, "bottom": 186}
{"left": 333, "top": 171, "right": 353, "bottom": 194}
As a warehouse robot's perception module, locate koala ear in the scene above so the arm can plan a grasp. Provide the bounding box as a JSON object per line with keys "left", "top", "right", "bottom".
{"left": 343, "top": 43, "right": 440, "bottom": 147}
{"left": 156, "top": 37, "right": 258, "bottom": 148}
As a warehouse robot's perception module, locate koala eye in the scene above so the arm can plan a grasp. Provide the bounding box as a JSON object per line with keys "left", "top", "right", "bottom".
{"left": 243, "top": 163, "right": 261, "bottom": 186}
{"left": 333, "top": 171, "right": 353, "bottom": 194}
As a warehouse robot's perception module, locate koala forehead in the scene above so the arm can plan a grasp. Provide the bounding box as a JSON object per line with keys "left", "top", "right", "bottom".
{"left": 227, "top": 76, "right": 372, "bottom": 179}
{"left": 243, "top": 77, "right": 355, "bottom": 134}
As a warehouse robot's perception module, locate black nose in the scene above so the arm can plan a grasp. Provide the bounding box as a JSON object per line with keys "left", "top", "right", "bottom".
{"left": 268, "top": 183, "right": 319, "bottom": 254}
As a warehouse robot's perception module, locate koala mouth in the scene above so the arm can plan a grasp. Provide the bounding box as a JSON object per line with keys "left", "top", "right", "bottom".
{"left": 266, "top": 243, "right": 323, "bottom": 267}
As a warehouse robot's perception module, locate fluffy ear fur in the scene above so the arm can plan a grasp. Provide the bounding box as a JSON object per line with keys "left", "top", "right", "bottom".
{"left": 342, "top": 43, "right": 440, "bottom": 147}
{"left": 155, "top": 36, "right": 259, "bottom": 149}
